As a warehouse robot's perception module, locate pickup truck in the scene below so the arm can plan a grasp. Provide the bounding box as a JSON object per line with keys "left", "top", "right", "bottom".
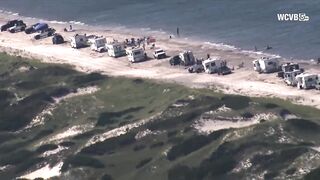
{"left": 34, "top": 28, "right": 56, "bottom": 40}
{"left": 153, "top": 49, "right": 166, "bottom": 59}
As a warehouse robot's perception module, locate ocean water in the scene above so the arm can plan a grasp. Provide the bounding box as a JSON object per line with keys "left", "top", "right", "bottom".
{"left": 0, "top": 0, "right": 319, "bottom": 60}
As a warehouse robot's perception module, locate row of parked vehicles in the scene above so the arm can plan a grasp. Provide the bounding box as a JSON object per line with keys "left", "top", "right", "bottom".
{"left": 253, "top": 57, "right": 320, "bottom": 90}
{"left": 169, "top": 51, "right": 232, "bottom": 75}
{"left": 1, "top": 20, "right": 62, "bottom": 42}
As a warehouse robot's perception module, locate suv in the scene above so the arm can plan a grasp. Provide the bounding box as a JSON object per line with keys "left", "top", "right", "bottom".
{"left": 8, "top": 21, "right": 26, "bottom": 33}
{"left": 153, "top": 49, "right": 166, "bottom": 59}
{"left": 34, "top": 28, "right": 56, "bottom": 40}
{"left": 1, "top": 20, "right": 22, "bottom": 32}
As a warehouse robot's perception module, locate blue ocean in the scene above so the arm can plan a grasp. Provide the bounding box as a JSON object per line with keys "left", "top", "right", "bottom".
{"left": 0, "top": 0, "right": 319, "bottom": 60}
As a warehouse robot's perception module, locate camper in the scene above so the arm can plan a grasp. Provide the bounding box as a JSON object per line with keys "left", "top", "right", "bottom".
{"left": 89, "top": 37, "right": 107, "bottom": 53}
{"left": 253, "top": 57, "right": 280, "bottom": 73}
{"left": 70, "top": 34, "right": 88, "bottom": 49}
{"left": 296, "top": 73, "right": 318, "bottom": 89}
{"left": 126, "top": 47, "right": 146, "bottom": 63}
{"left": 202, "top": 58, "right": 227, "bottom": 74}
{"left": 283, "top": 69, "right": 302, "bottom": 86}
{"left": 179, "top": 51, "right": 195, "bottom": 66}
{"left": 106, "top": 43, "right": 126, "bottom": 57}
{"left": 278, "top": 62, "right": 301, "bottom": 78}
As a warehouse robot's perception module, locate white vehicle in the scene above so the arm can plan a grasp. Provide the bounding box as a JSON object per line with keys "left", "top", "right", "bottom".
{"left": 296, "top": 73, "right": 318, "bottom": 89}
{"left": 89, "top": 37, "right": 107, "bottom": 53}
{"left": 106, "top": 43, "right": 126, "bottom": 57}
{"left": 8, "top": 22, "right": 26, "bottom": 33}
{"left": 70, "top": 34, "right": 88, "bottom": 49}
{"left": 153, "top": 49, "right": 166, "bottom": 59}
{"left": 34, "top": 28, "right": 56, "bottom": 40}
{"left": 202, "top": 58, "right": 227, "bottom": 74}
{"left": 179, "top": 51, "right": 195, "bottom": 66}
{"left": 126, "top": 47, "right": 146, "bottom": 63}
{"left": 253, "top": 57, "right": 280, "bottom": 73}
{"left": 284, "top": 69, "right": 302, "bottom": 86}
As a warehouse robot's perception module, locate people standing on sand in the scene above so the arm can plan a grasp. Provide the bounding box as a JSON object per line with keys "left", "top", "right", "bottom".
{"left": 69, "top": 25, "right": 73, "bottom": 31}
{"left": 254, "top": 46, "right": 258, "bottom": 52}
{"left": 177, "top": 27, "right": 180, "bottom": 37}
{"left": 207, "top": 53, "right": 210, "bottom": 59}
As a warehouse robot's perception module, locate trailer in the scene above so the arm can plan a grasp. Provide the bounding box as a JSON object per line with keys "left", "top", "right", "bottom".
{"left": 179, "top": 51, "right": 195, "bottom": 66}
{"left": 126, "top": 47, "right": 146, "bottom": 63}
{"left": 70, "top": 34, "right": 88, "bottom": 49}
{"left": 278, "top": 62, "right": 301, "bottom": 78}
{"left": 283, "top": 69, "right": 302, "bottom": 86}
{"left": 253, "top": 57, "right": 280, "bottom": 73}
{"left": 296, "top": 73, "right": 318, "bottom": 89}
{"left": 202, "top": 58, "right": 227, "bottom": 74}
{"left": 89, "top": 37, "right": 107, "bottom": 53}
{"left": 106, "top": 43, "right": 126, "bottom": 57}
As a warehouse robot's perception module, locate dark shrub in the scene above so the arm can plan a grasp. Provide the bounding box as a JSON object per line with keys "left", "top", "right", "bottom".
{"left": 72, "top": 72, "right": 106, "bottom": 86}
{"left": 136, "top": 157, "right": 152, "bottom": 169}
{"left": 133, "top": 144, "right": 146, "bottom": 151}
{"left": 305, "top": 167, "right": 320, "bottom": 180}
{"left": 168, "top": 165, "right": 196, "bottom": 180}
{"left": 101, "top": 174, "right": 113, "bottom": 180}
{"left": 0, "top": 150, "right": 34, "bottom": 165}
{"left": 96, "top": 107, "right": 143, "bottom": 126}
{"left": 221, "top": 95, "right": 250, "bottom": 110}
{"left": 241, "top": 112, "right": 254, "bottom": 119}
{"left": 59, "top": 141, "right": 75, "bottom": 147}
{"left": 36, "top": 144, "right": 59, "bottom": 154}
{"left": 132, "top": 78, "right": 144, "bottom": 84}
{"left": 287, "top": 119, "right": 320, "bottom": 132}
{"left": 30, "top": 66, "right": 77, "bottom": 77}
{"left": 49, "top": 87, "right": 73, "bottom": 98}
{"left": 15, "top": 81, "right": 44, "bottom": 90}
{"left": 61, "top": 154, "right": 105, "bottom": 172}
{"left": 264, "top": 103, "right": 278, "bottom": 109}
{"left": 279, "top": 109, "right": 291, "bottom": 118}
{"left": 0, "top": 132, "right": 15, "bottom": 145}
{"left": 150, "top": 142, "right": 165, "bottom": 149}
{"left": 80, "top": 132, "right": 136, "bottom": 155}
{"left": 167, "top": 130, "right": 178, "bottom": 137}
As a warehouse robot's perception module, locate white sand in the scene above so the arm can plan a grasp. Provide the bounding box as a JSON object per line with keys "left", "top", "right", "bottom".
{"left": 19, "top": 162, "right": 63, "bottom": 180}
{"left": 0, "top": 15, "right": 320, "bottom": 110}
{"left": 193, "top": 113, "right": 278, "bottom": 134}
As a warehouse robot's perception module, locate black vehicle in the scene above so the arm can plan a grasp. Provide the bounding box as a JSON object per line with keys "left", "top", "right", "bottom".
{"left": 52, "top": 34, "right": 64, "bottom": 44}
{"left": 34, "top": 28, "right": 56, "bottom": 40}
{"left": 1, "top": 20, "right": 21, "bottom": 32}
{"left": 169, "top": 55, "right": 181, "bottom": 66}
{"left": 218, "top": 66, "right": 232, "bottom": 75}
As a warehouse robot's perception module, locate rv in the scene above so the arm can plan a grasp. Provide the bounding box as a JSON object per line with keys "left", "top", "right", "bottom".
{"left": 179, "top": 51, "right": 195, "bottom": 66}
{"left": 253, "top": 57, "right": 280, "bottom": 73}
{"left": 278, "top": 62, "right": 301, "bottom": 78}
{"left": 283, "top": 69, "right": 302, "bottom": 86}
{"left": 126, "top": 47, "right": 146, "bottom": 63}
{"left": 202, "top": 58, "right": 227, "bottom": 74}
{"left": 296, "top": 73, "right": 318, "bottom": 89}
{"left": 106, "top": 43, "right": 126, "bottom": 57}
{"left": 89, "top": 37, "right": 107, "bottom": 53}
{"left": 70, "top": 34, "right": 88, "bottom": 49}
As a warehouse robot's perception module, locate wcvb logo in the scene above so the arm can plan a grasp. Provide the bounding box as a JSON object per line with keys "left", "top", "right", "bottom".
{"left": 277, "top": 13, "right": 310, "bottom": 22}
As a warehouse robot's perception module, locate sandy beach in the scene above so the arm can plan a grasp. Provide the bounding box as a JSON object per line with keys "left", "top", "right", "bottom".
{"left": 1, "top": 13, "right": 320, "bottom": 109}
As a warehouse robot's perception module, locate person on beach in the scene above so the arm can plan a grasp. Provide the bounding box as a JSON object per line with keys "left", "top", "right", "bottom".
{"left": 207, "top": 53, "right": 210, "bottom": 59}
{"left": 254, "top": 46, "right": 258, "bottom": 51}
{"left": 177, "top": 27, "right": 180, "bottom": 37}
{"left": 69, "top": 25, "right": 73, "bottom": 31}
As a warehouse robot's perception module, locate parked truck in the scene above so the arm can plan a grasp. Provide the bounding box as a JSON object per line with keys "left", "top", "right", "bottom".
{"left": 8, "top": 21, "right": 26, "bottom": 33}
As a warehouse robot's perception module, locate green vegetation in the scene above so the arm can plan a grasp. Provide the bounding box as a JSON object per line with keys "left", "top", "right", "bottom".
{"left": 0, "top": 53, "right": 320, "bottom": 180}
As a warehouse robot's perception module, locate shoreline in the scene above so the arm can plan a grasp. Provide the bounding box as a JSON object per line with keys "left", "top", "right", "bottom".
{"left": 1, "top": 14, "right": 320, "bottom": 109}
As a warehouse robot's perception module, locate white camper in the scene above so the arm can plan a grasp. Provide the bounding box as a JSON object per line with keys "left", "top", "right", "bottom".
{"left": 70, "top": 34, "right": 88, "bottom": 49}
{"left": 89, "top": 37, "right": 107, "bottom": 53}
{"left": 179, "top": 51, "right": 195, "bottom": 66}
{"left": 296, "top": 73, "right": 318, "bottom": 89}
{"left": 126, "top": 47, "right": 146, "bottom": 63}
{"left": 253, "top": 57, "right": 280, "bottom": 73}
{"left": 284, "top": 69, "right": 302, "bottom": 86}
{"left": 106, "top": 43, "right": 126, "bottom": 57}
{"left": 202, "top": 58, "right": 227, "bottom": 74}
